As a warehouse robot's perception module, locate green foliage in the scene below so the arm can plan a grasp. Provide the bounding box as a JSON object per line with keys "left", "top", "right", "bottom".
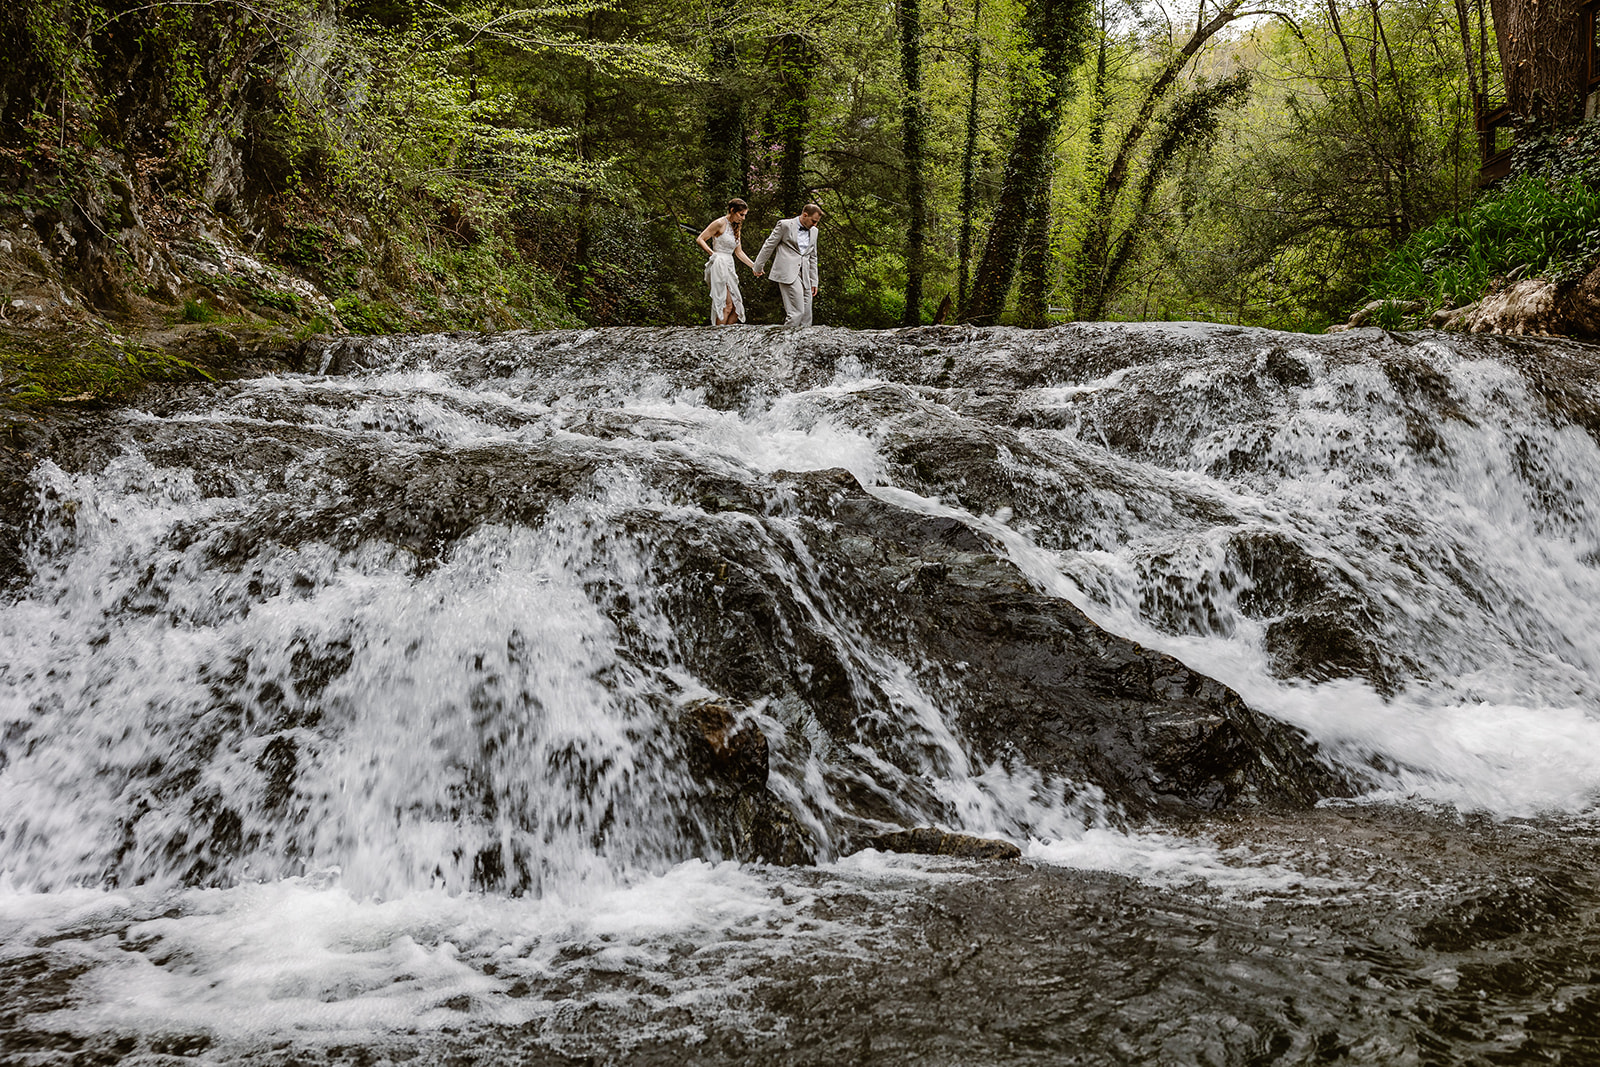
{"left": 1368, "top": 174, "right": 1600, "bottom": 312}
{"left": 247, "top": 288, "right": 307, "bottom": 315}
{"left": 143, "top": 12, "right": 211, "bottom": 184}
{"left": 1510, "top": 119, "right": 1600, "bottom": 185}
{"left": 333, "top": 294, "right": 407, "bottom": 334}
{"left": 16, "top": 0, "right": 104, "bottom": 125}
{"left": 1082, "top": 70, "right": 1253, "bottom": 320}
{"left": 1115, "top": 0, "right": 1481, "bottom": 330}
{"left": 1369, "top": 299, "right": 1408, "bottom": 328}
{"left": 275, "top": 224, "right": 369, "bottom": 295}
{"left": 0, "top": 0, "right": 1517, "bottom": 333}
{"left": 297, "top": 312, "right": 338, "bottom": 337}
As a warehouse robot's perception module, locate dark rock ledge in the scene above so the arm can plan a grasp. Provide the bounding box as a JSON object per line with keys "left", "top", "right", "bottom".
{"left": 863, "top": 828, "right": 1024, "bottom": 861}
{"left": 651, "top": 465, "right": 1354, "bottom": 826}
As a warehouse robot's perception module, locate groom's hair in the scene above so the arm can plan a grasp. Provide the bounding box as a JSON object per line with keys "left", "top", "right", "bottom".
{"left": 802, "top": 203, "right": 823, "bottom": 219}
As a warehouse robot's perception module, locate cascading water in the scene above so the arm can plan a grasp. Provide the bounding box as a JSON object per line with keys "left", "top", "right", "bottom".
{"left": 6, "top": 322, "right": 1600, "bottom": 1064}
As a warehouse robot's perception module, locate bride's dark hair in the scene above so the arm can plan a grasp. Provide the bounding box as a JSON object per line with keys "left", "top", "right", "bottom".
{"left": 726, "top": 197, "right": 748, "bottom": 241}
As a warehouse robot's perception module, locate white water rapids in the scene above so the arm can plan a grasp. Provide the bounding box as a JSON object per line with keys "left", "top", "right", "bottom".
{"left": 4, "top": 323, "right": 1600, "bottom": 1061}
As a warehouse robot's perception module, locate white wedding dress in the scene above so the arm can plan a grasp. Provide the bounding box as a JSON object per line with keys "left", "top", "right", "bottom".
{"left": 704, "top": 227, "right": 745, "bottom": 325}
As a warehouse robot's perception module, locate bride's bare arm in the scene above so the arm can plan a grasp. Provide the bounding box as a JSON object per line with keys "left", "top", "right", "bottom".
{"left": 695, "top": 218, "right": 724, "bottom": 258}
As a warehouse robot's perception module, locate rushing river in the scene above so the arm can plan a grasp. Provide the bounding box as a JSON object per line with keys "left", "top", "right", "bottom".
{"left": 5, "top": 322, "right": 1600, "bottom": 1065}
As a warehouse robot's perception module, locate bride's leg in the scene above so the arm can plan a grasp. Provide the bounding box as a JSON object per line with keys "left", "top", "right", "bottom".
{"left": 719, "top": 292, "right": 737, "bottom": 325}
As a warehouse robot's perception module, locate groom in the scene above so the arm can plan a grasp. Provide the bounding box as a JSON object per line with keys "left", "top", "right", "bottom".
{"left": 752, "top": 203, "right": 822, "bottom": 327}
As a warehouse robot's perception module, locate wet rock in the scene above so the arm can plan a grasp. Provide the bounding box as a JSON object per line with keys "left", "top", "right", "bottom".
{"left": 1228, "top": 531, "right": 1401, "bottom": 691}
{"left": 1261, "top": 345, "right": 1315, "bottom": 388}
{"left": 256, "top": 734, "right": 297, "bottom": 811}
{"left": 674, "top": 698, "right": 816, "bottom": 866}
{"left": 1228, "top": 530, "right": 1335, "bottom": 618}
{"left": 1511, "top": 342, "right": 1600, "bottom": 446}
{"left": 35, "top": 322, "right": 1600, "bottom": 886}
{"left": 818, "top": 472, "right": 1347, "bottom": 812}
{"left": 651, "top": 467, "right": 1351, "bottom": 819}
{"left": 677, "top": 699, "right": 769, "bottom": 790}
{"left": 1265, "top": 606, "right": 1390, "bottom": 687}
{"left": 0, "top": 444, "right": 35, "bottom": 594}
{"left": 727, "top": 791, "right": 815, "bottom": 867}
{"left": 286, "top": 334, "right": 388, "bottom": 375}
{"left": 863, "top": 827, "right": 1022, "bottom": 861}
{"left": 1415, "top": 870, "right": 1581, "bottom": 951}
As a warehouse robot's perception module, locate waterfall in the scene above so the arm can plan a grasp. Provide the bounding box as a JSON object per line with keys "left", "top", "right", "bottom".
{"left": 5, "top": 323, "right": 1600, "bottom": 1058}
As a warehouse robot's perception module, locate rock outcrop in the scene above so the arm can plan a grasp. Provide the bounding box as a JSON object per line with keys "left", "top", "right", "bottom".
{"left": 862, "top": 828, "right": 1023, "bottom": 860}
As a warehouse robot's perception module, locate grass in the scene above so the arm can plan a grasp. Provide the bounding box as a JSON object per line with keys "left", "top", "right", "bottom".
{"left": 181, "top": 297, "right": 218, "bottom": 323}
{"left": 1367, "top": 174, "right": 1600, "bottom": 317}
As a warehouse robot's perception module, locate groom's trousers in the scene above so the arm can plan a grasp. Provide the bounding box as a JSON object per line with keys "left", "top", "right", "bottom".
{"left": 778, "top": 274, "right": 814, "bottom": 327}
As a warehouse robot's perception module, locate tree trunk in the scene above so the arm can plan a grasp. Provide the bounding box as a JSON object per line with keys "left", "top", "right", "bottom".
{"left": 964, "top": 112, "right": 1054, "bottom": 324}
{"left": 1073, "top": 0, "right": 1243, "bottom": 320}
{"left": 771, "top": 33, "right": 817, "bottom": 215}
{"left": 956, "top": 0, "right": 983, "bottom": 317}
{"left": 1324, "top": 0, "right": 1370, "bottom": 124}
{"left": 1016, "top": 184, "right": 1052, "bottom": 327}
{"left": 1087, "top": 73, "right": 1250, "bottom": 321}
{"left": 1487, "top": 0, "right": 1587, "bottom": 122}
{"left": 962, "top": 0, "right": 1091, "bottom": 325}
{"left": 1066, "top": 4, "right": 1108, "bottom": 318}
{"left": 572, "top": 13, "right": 598, "bottom": 320}
{"left": 703, "top": 31, "right": 747, "bottom": 217}
{"left": 899, "top": 0, "right": 927, "bottom": 326}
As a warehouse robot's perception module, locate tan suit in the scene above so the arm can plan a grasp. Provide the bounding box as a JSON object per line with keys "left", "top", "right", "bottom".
{"left": 752, "top": 216, "right": 819, "bottom": 326}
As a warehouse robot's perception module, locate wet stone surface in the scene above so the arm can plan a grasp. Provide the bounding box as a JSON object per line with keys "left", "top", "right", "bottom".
{"left": 7, "top": 323, "right": 1600, "bottom": 1063}
{"left": 4, "top": 808, "right": 1600, "bottom": 1066}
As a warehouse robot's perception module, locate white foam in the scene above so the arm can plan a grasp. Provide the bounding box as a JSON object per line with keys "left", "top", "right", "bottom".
{"left": 6, "top": 860, "right": 812, "bottom": 1045}
{"left": 1023, "top": 828, "right": 1345, "bottom": 899}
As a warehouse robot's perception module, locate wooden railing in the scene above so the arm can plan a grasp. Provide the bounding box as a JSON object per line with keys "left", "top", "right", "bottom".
{"left": 1476, "top": 95, "right": 1515, "bottom": 185}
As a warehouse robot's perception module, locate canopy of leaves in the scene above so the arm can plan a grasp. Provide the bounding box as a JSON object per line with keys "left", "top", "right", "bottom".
{"left": 7, "top": 0, "right": 1588, "bottom": 331}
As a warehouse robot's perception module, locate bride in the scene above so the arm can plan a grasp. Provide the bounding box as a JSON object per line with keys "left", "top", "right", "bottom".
{"left": 696, "top": 198, "right": 762, "bottom": 325}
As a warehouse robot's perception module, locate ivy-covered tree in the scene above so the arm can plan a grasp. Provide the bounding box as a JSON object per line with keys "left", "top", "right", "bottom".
{"left": 898, "top": 0, "right": 928, "bottom": 324}
{"left": 962, "top": 0, "right": 1094, "bottom": 324}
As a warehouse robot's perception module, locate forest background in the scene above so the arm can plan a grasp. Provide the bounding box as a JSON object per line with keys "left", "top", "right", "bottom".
{"left": 0, "top": 0, "right": 1595, "bottom": 343}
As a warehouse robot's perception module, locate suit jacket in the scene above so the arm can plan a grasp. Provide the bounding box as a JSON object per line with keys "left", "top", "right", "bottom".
{"left": 752, "top": 217, "right": 819, "bottom": 288}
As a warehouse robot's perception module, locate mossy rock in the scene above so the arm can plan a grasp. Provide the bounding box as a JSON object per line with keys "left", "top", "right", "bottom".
{"left": 0, "top": 329, "right": 213, "bottom": 418}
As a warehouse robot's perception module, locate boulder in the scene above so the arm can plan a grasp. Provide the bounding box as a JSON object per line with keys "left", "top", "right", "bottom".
{"left": 862, "top": 828, "right": 1022, "bottom": 861}
{"left": 677, "top": 699, "right": 769, "bottom": 790}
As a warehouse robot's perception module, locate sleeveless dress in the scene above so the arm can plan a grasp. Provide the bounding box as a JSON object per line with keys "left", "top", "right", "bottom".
{"left": 704, "top": 226, "right": 745, "bottom": 325}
